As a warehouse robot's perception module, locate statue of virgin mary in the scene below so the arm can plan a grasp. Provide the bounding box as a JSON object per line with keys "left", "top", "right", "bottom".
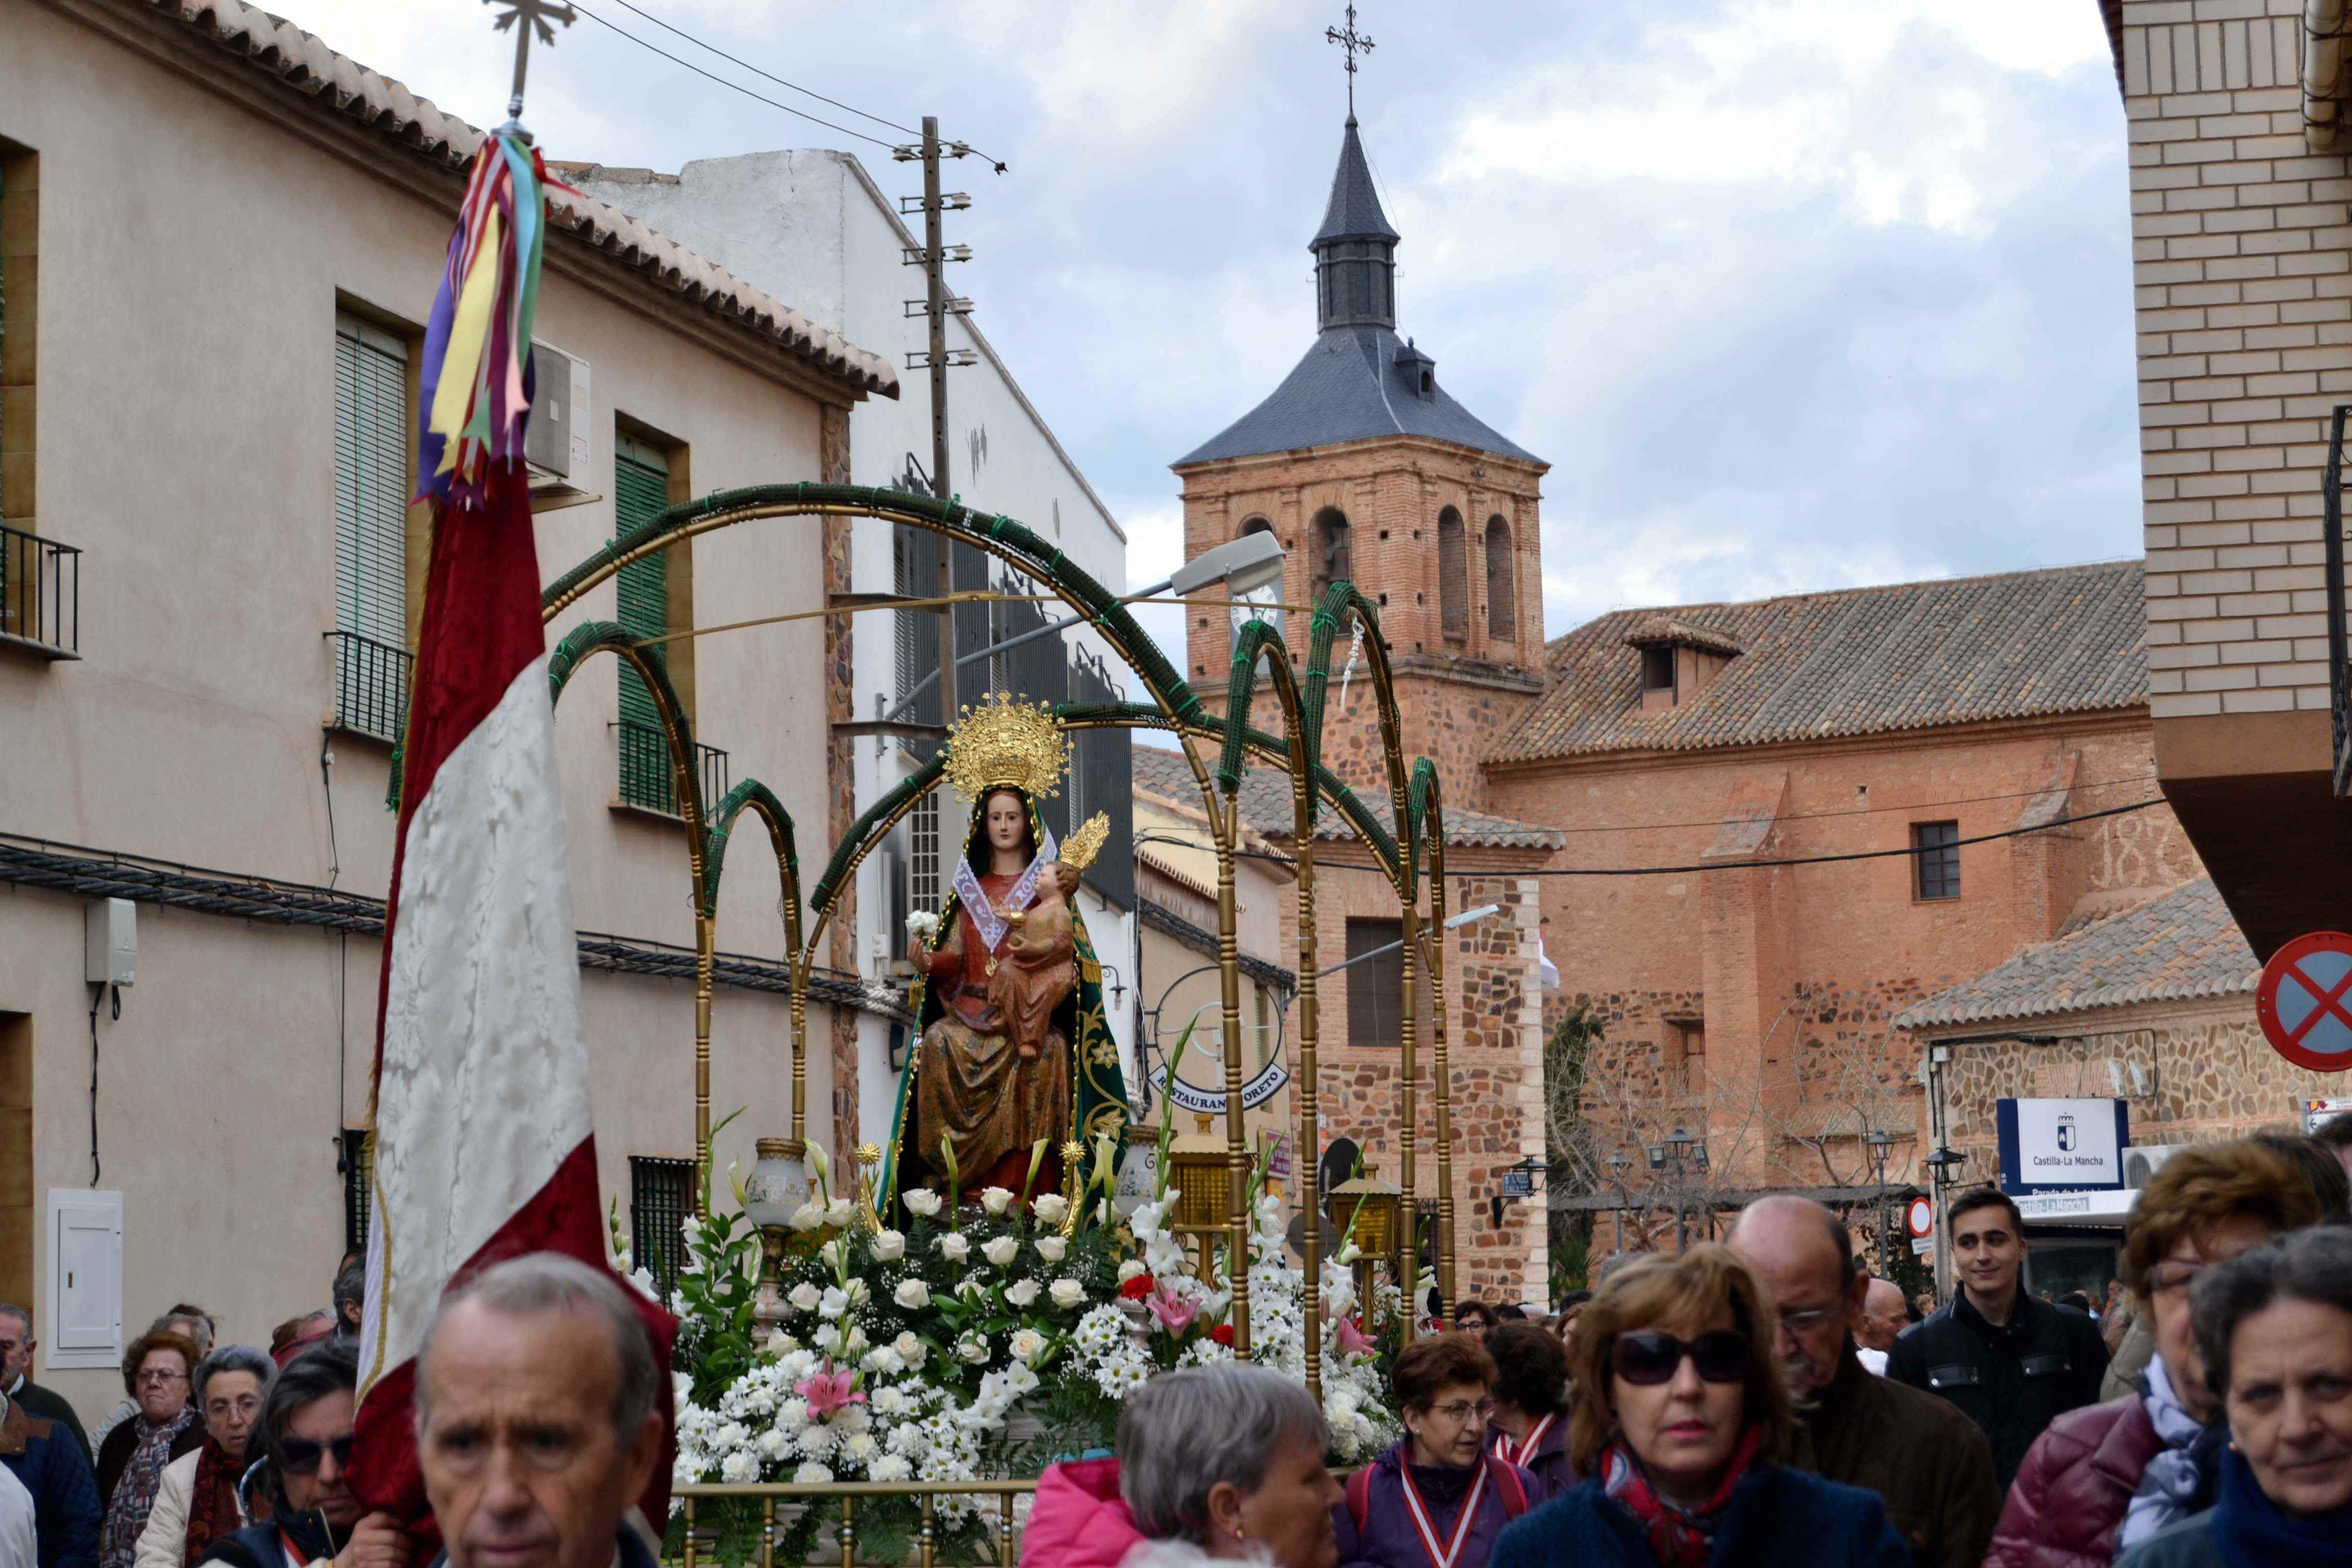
{"left": 879, "top": 695, "right": 1128, "bottom": 1209}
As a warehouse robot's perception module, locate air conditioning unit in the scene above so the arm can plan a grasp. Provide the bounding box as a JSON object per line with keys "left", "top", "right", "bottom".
{"left": 524, "top": 341, "right": 599, "bottom": 512}
{"left": 2124, "top": 1143, "right": 2188, "bottom": 1189}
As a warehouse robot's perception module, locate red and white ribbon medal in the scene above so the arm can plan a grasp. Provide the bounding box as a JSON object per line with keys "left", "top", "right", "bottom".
{"left": 1398, "top": 1460, "right": 1489, "bottom": 1568}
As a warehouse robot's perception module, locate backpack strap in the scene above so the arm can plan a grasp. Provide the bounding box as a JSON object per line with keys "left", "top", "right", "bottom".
{"left": 1483, "top": 1456, "right": 1528, "bottom": 1520}
{"left": 1346, "top": 1464, "right": 1373, "bottom": 1533}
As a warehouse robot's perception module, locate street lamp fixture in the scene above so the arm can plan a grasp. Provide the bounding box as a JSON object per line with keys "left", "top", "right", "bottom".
{"left": 1864, "top": 1129, "right": 1896, "bottom": 1275}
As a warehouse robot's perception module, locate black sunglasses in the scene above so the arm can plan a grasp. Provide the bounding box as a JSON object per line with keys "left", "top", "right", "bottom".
{"left": 1611, "top": 1329, "right": 1749, "bottom": 1387}
{"left": 277, "top": 1434, "right": 355, "bottom": 1474}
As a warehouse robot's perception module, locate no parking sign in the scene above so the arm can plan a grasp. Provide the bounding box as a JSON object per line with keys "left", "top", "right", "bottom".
{"left": 2256, "top": 932, "right": 2352, "bottom": 1073}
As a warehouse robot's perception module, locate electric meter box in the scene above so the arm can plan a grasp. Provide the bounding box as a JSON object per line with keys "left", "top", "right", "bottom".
{"left": 85, "top": 898, "right": 135, "bottom": 987}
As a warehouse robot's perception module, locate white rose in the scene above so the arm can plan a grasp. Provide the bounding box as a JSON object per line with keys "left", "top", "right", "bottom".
{"left": 788, "top": 1202, "right": 825, "bottom": 1233}
{"left": 788, "top": 1282, "right": 822, "bottom": 1313}
{"left": 1035, "top": 1235, "right": 1068, "bottom": 1263}
{"left": 792, "top": 1461, "right": 833, "bottom": 1484}
{"left": 1032, "top": 1193, "right": 1069, "bottom": 1226}
{"left": 958, "top": 1334, "right": 990, "bottom": 1364}
{"left": 826, "top": 1198, "right": 858, "bottom": 1227}
{"left": 894, "top": 1331, "right": 927, "bottom": 1367}
{"left": 903, "top": 1189, "right": 943, "bottom": 1217}
{"left": 1117, "top": 1259, "right": 1148, "bottom": 1283}
{"left": 1010, "top": 1328, "right": 1047, "bottom": 1365}
{"left": 1006, "top": 1280, "right": 1039, "bottom": 1308}
{"left": 980, "top": 1186, "right": 1015, "bottom": 1216}
{"left": 1049, "top": 1278, "right": 1087, "bottom": 1310}
{"left": 938, "top": 1233, "right": 971, "bottom": 1262}
{"left": 871, "top": 1229, "right": 907, "bottom": 1262}
{"left": 894, "top": 1277, "right": 932, "bottom": 1308}
{"left": 982, "top": 1236, "right": 1020, "bottom": 1268}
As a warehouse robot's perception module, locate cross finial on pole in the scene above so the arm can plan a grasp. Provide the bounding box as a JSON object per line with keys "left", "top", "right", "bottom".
{"left": 1325, "top": 3, "right": 1374, "bottom": 120}
{"left": 486, "top": 0, "right": 577, "bottom": 137}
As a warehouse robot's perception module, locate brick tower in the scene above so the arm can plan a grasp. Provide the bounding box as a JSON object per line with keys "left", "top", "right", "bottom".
{"left": 1171, "top": 114, "right": 1550, "bottom": 804}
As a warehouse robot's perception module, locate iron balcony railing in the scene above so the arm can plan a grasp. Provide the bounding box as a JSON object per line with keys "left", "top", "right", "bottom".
{"left": 613, "top": 720, "right": 728, "bottom": 817}
{"left": 325, "top": 630, "right": 413, "bottom": 742}
{"left": 0, "top": 523, "right": 81, "bottom": 658}
{"left": 2326, "top": 405, "right": 2352, "bottom": 797}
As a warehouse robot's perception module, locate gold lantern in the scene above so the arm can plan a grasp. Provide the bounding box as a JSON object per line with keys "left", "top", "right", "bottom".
{"left": 1328, "top": 1169, "right": 1403, "bottom": 1306}
{"left": 1165, "top": 1114, "right": 1236, "bottom": 1278}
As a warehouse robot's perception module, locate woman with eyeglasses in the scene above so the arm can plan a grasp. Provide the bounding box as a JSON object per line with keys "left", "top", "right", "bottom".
{"left": 133, "top": 1348, "right": 274, "bottom": 1568}
{"left": 1490, "top": 1247, "right": 1906, "bottom": 1568}
{"left": 195, "top": 1340, "right": 413, "bottom": 1568}
{"left": 1333, "top": 1335, "right": 1535, "bottom": 1568}
{"left": 95, "top": 1332, "right": 204, "bottom": 1568}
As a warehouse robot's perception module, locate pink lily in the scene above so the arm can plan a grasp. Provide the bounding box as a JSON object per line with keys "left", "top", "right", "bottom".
{"left": 1333, "top": 1316, "right": 1376, "bottom": 1358}
{"left": 1146, "top": 1285, "right": 1200, "bottom": 1337}
{"left": 794, "top": 1364, "right": 866, "bottom": 1420}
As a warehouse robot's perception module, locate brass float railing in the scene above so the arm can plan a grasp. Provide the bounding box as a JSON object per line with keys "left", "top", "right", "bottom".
{"left": 670, "top": 1480, "right": 1038, "bottom": 1568}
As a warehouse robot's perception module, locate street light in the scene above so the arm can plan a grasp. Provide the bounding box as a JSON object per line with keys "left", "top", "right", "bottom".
{"left": 1864, "top": 1129, "right": 1896, "bottom": 1276}
{"left": 1922, "top": 1146, "right": 1969, "bottom": 1299}
{"left": 1604, "top": 1151, "right": 1632, "bottom": 1254}
{"left": 1651, "top": 1128, "right": 1707, "bottom": 1251}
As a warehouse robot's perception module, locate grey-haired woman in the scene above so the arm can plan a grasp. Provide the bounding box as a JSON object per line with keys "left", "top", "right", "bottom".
{"left": 132, "top": 1348, "right": 272, "bottom": 1568}
{"left": 1020, "top": 1364, "right": 1343, "bottom": 1568}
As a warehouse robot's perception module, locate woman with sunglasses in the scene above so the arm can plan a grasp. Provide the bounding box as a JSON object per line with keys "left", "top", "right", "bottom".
{"left": 195, "top": 1340, "right": 413, "bottom": 1568}
{"left": 1334, "top": 1335, "right": 1536, "bottom": 1568}
{"left": 1491, "top": 1247, "right": 1907, "bottom": 1568}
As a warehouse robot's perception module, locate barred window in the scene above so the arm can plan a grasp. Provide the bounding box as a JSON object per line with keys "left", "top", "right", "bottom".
{"left": 340, "top": 1128, "right": 374, "bottom": 1256}
{"left": 629, "top": 1156, "right": 696, "bottom": 1298}
{"left": 911, "top": 790, "right": 941, "bottom": 917}
{"left": 1913, "top": 821, "right": 1961, "bottom": 901}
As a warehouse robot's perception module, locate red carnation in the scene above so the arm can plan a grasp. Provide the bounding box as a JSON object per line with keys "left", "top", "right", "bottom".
{"left": 1210, "top": 1323, "right": 1235, "bottom": 1346}
{"left": 1119, "top": 1273, "right": 1154, "bottom": 1301}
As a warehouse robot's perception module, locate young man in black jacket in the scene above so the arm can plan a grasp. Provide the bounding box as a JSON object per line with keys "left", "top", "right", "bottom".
{"left": 1886, "top": 1186, "right": 2110, "bottom": 1485}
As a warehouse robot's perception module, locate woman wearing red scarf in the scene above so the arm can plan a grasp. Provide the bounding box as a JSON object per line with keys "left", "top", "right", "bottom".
{"left": 1332, "top": 1335, "right": 1536, "bottom": 1568}
{"left": 1489, "top": 1247, "right": 1909, "bottom": 1568}
{"left": 132, "top": 1348, "right": 273, "bottom": 1568}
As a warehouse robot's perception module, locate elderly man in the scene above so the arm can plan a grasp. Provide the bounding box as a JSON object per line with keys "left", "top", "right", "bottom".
{"left": 0, "top": 1311, "right": 89, "bottom": 1471}
{"left": 1855, "top": 1278, "right": 1909, "bottom": 1374}
{"left": 1728, "top": 1195, "right": 2000, "bottom": 1568}
{"left": 417, "top": 1255, "right": 662, "bottom": 1568}
{"left": 198, "top": 1341, "right": 411, "bottom": 1568}
{"left": 0, "top": 1384, "right": 97, "bottom": 1568}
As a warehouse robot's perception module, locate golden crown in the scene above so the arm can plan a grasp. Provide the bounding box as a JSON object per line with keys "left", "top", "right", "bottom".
{"left": 942, "top": 691, "right": 1069, "bottom": 802}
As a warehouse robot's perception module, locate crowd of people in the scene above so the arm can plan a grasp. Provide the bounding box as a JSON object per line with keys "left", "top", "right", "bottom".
{"left": 1026, "top": 1118, "right": 2352, "bottom": 1568}
{"left": 0, "top": 1253, "right": 662, "bottom": 1568}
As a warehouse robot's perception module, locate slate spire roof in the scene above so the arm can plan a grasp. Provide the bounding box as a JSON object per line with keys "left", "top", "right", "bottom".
{"left": 1172, "top": 117, "right": 1542, "bottom": 470}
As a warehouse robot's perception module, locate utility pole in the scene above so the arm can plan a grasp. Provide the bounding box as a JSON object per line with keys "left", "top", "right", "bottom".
{"left": 896, "top": 118, "right": 975, "bottom": 727}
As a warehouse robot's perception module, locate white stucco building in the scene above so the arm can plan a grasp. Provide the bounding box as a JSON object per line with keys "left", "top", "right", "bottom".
{"left": 567, "top": 151, "right": 1142, "bottom": 1148}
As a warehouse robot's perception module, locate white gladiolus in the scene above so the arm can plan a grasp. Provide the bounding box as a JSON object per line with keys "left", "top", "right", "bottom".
{"left": 1049, "top": 1278, "right": 1086, "bottom": 1309}
{"left": 982, "top": 1236, "right": 1020, "bottom": 1267}
{"left": 787, "top": 1282, "right": 822, "bottom": 1313}
{"left": 1033, "top": 1193, "right": 1069, "bottom": 1225}
{"left": 871, "top": 1229, "right": 906, "bottom": 1261}
{"left": 819, "top": 1239, "right": 843, "bottom": 1270}
{"left": 937, "top": 1232, "right": 971, "bottom": 1262}
{"left": 1035, "top": 1235, "right": 1068, "bottom": 1263}
{"left": 981, "top": 1186, "right": 1015, "bottom": 1215}
{"left": 903, "top": 1189, "right": 943, "bottom": 1217}
{"left": 1005, "top": 1280, "right": 1039, "bottom": 1307}
{"left": 895, "top": 1279, "right": 932, "bottom": 1309}
{"left": 818, "top": 1286, "right": 850, "bottom": 1320}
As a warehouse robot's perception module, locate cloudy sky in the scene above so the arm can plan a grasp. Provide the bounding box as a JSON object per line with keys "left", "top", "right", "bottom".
{"left": 323, "top": 0, "right": 2137, "bottom": 655}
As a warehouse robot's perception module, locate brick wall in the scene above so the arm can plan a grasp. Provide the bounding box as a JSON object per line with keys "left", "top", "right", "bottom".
{"left": 2121, "top": 1, "right": 2352, "bottom": 719}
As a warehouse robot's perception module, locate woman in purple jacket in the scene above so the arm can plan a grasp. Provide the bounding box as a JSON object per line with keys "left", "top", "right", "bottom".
{"left": 1332, "top": 1335, "right": 1535, "bottom": 1568}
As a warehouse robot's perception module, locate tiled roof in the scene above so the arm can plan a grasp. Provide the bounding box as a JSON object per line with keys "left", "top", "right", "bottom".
{"left": 1173, "top": 327, "right": 1542, "bottom": 468}
{"left": 1493, "top": 561, "right": 2147, "bottom": 763}
{"left": 1131, "top": 744, "right": 1564, "bottom": 852}
{"left": 1897, "top": 877, "right": 2255, "bottom": 1031}
{"left": 1623, "top": 616, "right": 1744, "bottom": 656}
{"left": 141, "top": 0, "right": 896, "bottom": 398}
{"left": 1313, "top": 117, "right": 1399, "bottom": 244}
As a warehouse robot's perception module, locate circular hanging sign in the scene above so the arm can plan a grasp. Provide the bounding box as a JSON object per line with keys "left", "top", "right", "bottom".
{"left": 1905, "top": 1196, "right": 1934, "bottom": 1239}
{"left": 2257, "top": 931, "right": 2352, "bottom": 1073}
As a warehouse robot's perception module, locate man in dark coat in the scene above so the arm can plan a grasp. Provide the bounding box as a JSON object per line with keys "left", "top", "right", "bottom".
{"left": 1730, "top": 1196, "right": 2001, "bottom": 1568}
{"left": 1888, "top": 1187, "right": 2111, "bottom": 1485}
{"left": 0, "top": 1390, "right": 99, "bottom": 1568}
{"left": 0, "top": 1309, "right": 90, "bottom": 1470}
{"left": 198, "top": 1341, "right": 411, "bottom": 1568}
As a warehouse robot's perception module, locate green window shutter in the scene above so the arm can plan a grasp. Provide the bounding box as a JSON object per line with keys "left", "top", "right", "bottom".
{"left": 333, "top": 314, "right": 410, "bottom": 648}
{"left": 613, "top": 439, "right": 672, "bottom": 808}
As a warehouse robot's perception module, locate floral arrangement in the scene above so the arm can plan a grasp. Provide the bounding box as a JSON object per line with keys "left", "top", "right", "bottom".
{"left": 637, "top": 1121, "right": 1403, "bottom": 1565}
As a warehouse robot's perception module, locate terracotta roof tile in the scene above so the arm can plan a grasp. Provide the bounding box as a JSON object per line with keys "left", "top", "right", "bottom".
{"left": 144, "top": 0, "right": 896, "bottom": 398}
{"left": 1896, "top": 877, "right": 2254, "bottom": 1030}
{"left": 1130, "top": 744, "right": 1563, "bottom": 852}
{"left": 1494, "top": 561, "right": 2147, "bottom": 763}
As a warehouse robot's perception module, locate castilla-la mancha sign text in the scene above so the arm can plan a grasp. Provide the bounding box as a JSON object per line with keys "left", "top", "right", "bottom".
{"left": 1996, "top": 1097, "right": 2129, "bottom": 1194}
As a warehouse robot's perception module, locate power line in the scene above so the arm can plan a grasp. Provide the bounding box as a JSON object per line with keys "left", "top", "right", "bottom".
{"left": 1135, "top": 797, "right": 2169, "bottom": 879}
{"left": 573, "top": 0, "right": 1008, "bottom": 172}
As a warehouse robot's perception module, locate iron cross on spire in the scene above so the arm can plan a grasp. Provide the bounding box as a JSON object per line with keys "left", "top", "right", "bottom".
{"left": 486, "top": 0, "right": 576, "bottom": 135}
{"left": 1325, "top": 3, "right": 1374, "bottom": 119}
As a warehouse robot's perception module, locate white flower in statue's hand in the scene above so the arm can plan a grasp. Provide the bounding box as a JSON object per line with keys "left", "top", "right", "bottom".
{"left": 981, "top": 1187, "right": 1015, "bottom": 1216}
{"left": 1033, "top": 1194, "right": 1069, "bottom": 1225}
{"left": 1010, "top": 1329, "right": 1047, "bottom": 1365}
{"left": 1117, "top": 1259, "right": 1148, "bottom": 1283}
{"left": 982, "top": 1236, "right": 1020, "bottom": 1268}
{"left": 895, "top": 1279, "right": 932, "bottom": 1309}
{"left": 1005, "top": 1280, "right": 1039, "bottom": 1308}
{"left": 1035, "top": 1235, "right": 1068, "bottom": 1263}
{"left": 937, "top": 1232, "right": 971, "bottom": 1262}
{"left": 788, "top": 1203, "right": 825, "bottom": 1233}
{"left": 1049, "top": 1278, "right": 1087, "bottom": 1309}
{"left": 787, "top": 1282, "right": 823, "bottom": 1313}
{"left": 871, "top": 1229, "right": 906, "bottom": 1262}
{"left": 792, "top": 1462, "right": 833, "bottom": 1485}
{"left": 903, "top": 1189, "right": 943, "bottom": 1218}
{"left": 905, "top": 911, "right": 940, "bottom": 942}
